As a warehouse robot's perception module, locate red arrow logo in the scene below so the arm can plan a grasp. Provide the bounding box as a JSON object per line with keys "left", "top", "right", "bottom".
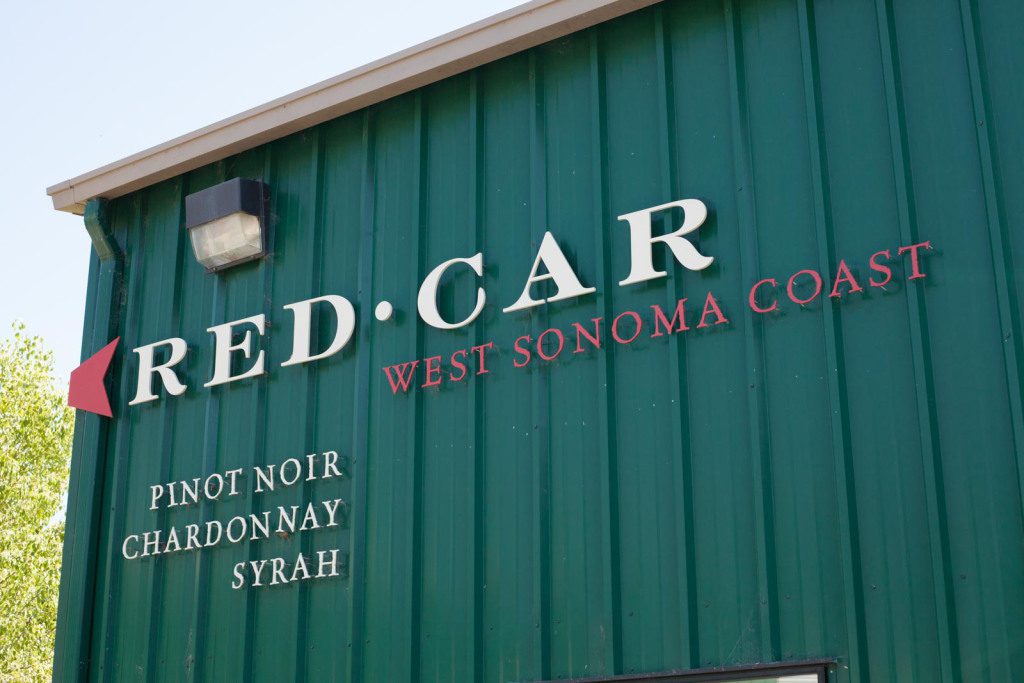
{"left": 68, "top": 337, "right": 120, "bottom": 417}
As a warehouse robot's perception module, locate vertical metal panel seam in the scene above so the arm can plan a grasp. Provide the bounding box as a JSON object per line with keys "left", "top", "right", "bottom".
{"left": 295, "top": 126, "right": 327, "bottom": 683}
{"left": 348, "top": 108, "right": 377, "bottom": 683}
{"left": 241, "top": 148, "right": 276, "bottom": 682}
{"left": 589, "top": 27, "right": 624, "bottom": 674}
{"left": 469, "top": 69, "right": 487, "bottom": 683}
{"left": 97, "top": 196, "right": 144, "bottom": 678}
{"left": 529, "top": 49, "right": 554, "bottom": 680}
{"left": 794, "top": 0, "right": 868, "bottom": 676}
{"left": 408, "top": 91, "right": 427, "bottom": 683}
{"left": 192, "top": 161, "right": 229, "bottom": 683}
{"left": 189, "top": 163, "right": 227, "bottom": 683}
{"left": 873, "top": 1, "right": 960, "bottom": 679}
{"left": 654, "top": 6, "right": 699, "bottom": 666}
{"left": 86, "top": 213, "right": 123, "bottom": 679}
{"left": 145, "top": 178, "right": 188, "bottom": 682}
{"left": 723, "top": 0, "right": 781, "bottom": 660}
{"left": 955, "top": 0, "right": 1024, "bottom": 525}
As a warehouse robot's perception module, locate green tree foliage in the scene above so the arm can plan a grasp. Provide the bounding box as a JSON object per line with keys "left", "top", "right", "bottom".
{"left": 0, "top": 323, "right": 74, "bottom": 682}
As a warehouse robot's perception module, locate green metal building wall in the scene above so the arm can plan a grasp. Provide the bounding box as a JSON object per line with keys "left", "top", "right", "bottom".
{"left": 56, "top": 0, "right": 1024, "bottom": 680}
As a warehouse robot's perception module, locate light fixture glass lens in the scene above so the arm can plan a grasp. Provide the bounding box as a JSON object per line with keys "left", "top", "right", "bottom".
{"left": 189, "top": 212, "right": 263, "bottom": 270}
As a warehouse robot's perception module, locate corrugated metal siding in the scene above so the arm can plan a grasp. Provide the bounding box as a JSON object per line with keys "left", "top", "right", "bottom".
{"left": 62, "top": 0, "right": 1024, "bottom": 680}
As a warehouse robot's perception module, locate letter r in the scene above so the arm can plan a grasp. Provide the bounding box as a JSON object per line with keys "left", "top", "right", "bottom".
{"left": 129, "top": 338, "right": 188, "bottom": 405}
{"left": 618, "top": 198, "right": 713, "bottom": 286}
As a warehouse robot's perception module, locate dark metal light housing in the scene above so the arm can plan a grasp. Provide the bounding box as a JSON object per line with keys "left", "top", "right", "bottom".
{"left": 185, "top": 178, "right": 268, "bottom": 272}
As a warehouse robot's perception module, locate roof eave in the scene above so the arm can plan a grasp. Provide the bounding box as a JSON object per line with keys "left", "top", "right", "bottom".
{"left": 47, "top": 0, "right": 661, "bottom": 215}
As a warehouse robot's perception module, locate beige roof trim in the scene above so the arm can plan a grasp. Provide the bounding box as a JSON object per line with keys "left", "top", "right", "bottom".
{"left": 47, "top": 0, "right": 661, "bottom": 214}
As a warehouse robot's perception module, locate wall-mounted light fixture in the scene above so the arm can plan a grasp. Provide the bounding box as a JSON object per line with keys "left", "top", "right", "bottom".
{"left": 185, "top": 177, "right": 268, "bottom": 272}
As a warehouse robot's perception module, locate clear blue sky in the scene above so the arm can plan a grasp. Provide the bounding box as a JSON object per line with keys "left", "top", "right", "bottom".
{"left": 0, "top": 0, "right": 521, "bottom": 383}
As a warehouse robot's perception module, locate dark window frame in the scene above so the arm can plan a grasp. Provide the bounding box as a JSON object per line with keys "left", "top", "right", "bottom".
{"left": 532, "top": 659, "right": 833, "bottom": 683}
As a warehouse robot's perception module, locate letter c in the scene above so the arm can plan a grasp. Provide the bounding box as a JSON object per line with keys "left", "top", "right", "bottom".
{"left": 122, "top": 535, "right": 140, "bottom": 560}
{"left": 748, "top": 278, "right": 778, "bottom": 313}
{"left": 417, "top": 253, "right": 486, "bottom": 330}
